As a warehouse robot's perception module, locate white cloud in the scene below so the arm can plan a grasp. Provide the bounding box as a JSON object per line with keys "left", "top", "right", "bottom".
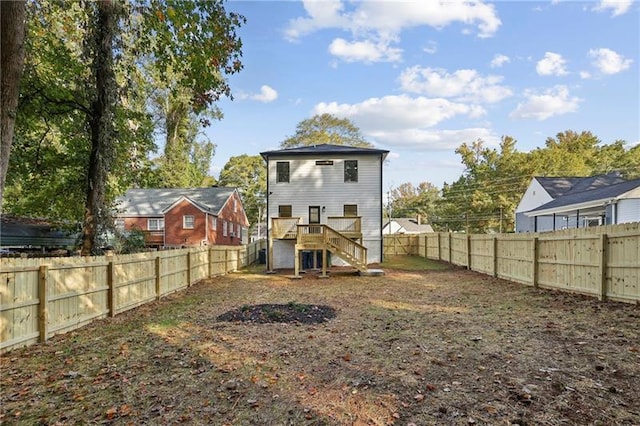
{"left": 593, "top": 0, "right": 632, "bottom": 16}
{"left": 580, "top": 70, "right": 592, "bottom": 79}
{"left": 398, "top": 66, "right": 513, "bottom": 103}
{"left": 536, "top": 52, "right": 568, "bottom": 76}
{"left": 285, "top": 1, "right": 501, "bottom": 63}
{"left": 510, "top": 85, "right": 582, "bottom": 121}
{"left": 251, "top": 85, "right": 278, "bottom": 103}
{"left": 328, "top": 38, "right": 402, "bottom": 63}
{"left": 312, "top": 95, "right": 492, "bottom": 151}
{"left": 588, "top": 48, "right": 633, "bottom": 74}
{"left": 423, "top": 41, "right": 438, "bottom": 54}
{"left": 314, "top": 95, "right": 485, "bottom": 131}
{"left": 368, "top": 127, "right": 499, "bottom": 151}
{"left": 490, "top": 54, "right": 510, "bottom": 68}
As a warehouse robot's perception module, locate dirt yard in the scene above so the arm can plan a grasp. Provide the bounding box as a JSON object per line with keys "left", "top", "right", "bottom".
{"left": 1, "top": 258, "right": 639, "bottom": 425}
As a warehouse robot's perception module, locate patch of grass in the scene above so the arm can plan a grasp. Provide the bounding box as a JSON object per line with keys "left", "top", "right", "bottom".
{"left": 381, "top": 255, "right": 449, "bottom": 271}
{"left": 2, "top": 268, "right": 639, "bottom": 425}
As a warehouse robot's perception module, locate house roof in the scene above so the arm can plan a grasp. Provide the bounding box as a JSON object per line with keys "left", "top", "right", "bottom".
{"left": 384, "top": 218, "right": 434, "bottom": 233}
{"left": 260, "top": 143, "right": 389, "bottom": 160}
{"left": 526, "top": 177, "right": 640, "bottom": 216}
{"left": 535, "top": 173, "right": 626, "bottom": 199}
{"left": 115, "top": 187, "right": 237, "bottom": 216}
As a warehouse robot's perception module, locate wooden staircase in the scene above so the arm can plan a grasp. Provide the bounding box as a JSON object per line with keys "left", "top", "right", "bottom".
{"left": 295, "top": 224, "right": 368, "bottom": 276}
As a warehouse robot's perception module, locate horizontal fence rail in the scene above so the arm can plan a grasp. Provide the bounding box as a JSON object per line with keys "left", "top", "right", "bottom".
{"left": 384, "top": 223, "right": 639, "bottom": 304}
{"left": 1, "top": 241, "right": 266, "bottom": 353}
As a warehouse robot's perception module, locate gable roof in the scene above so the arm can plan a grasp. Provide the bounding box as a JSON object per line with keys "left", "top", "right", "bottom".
{"left": 260, "top": 143, "right": 389, "bottom": 160}
{"left": 535, "top": 173, "right": 626, "bottom": 199}
{"left": 116, "top": 187, "right": 237, "bottom": 216}
{"left": 384, "top": 218, "right": 434, "bottom": 233}
{"left": 527, "top": 177, "right": 640, "bottom": 216}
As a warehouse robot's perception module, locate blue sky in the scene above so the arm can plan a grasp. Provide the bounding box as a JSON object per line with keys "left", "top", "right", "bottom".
{"left": 206, "top": 0, "right": 639, "bottom": 190}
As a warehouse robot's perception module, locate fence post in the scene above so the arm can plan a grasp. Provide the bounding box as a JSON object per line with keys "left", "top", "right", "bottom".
{"left": 436, "top": 233, "right": 441, "bottom": 261}
{"left": 237, "top": 248, "right": 241, "bottom": 271}
{"left": 466, "top": 235, "right": 472, "bottom": 270}
{"left": 186, "top": 251, "right": 192, "bottom": 286}
{"left": 225, "top": 248, "right": 229, "bottom": 273}
{"left": 155, "top": 255, "right": 161, "bottom": 299}
{"left": 532, "top": 237, "right": 539, "bottom": 288}
{"left": 599, "top": 234, "right": 608, "bottom": 301}
{"left": 448, "top": 233, "right": 452, "bottom": 263}
{"left": 208, "top": 246, "right": 213, "bottom": 278}
{"left": 493, "top": 236, "right": 498, "bottom": 278}
{"left": 38, "top": 265, "right": 49, "bottom": 342}
{"left": 107, "top": 258, "right": 116, "bottom": 317}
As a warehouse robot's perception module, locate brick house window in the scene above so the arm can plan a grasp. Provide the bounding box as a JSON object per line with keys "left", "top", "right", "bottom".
{"left": 344, "top": 160, "right": 358, "bottom": 182}
{"left": 212, "top": 216, "right": 217, "bottom": 230}
{"left": 223, "top": 221, "right": 228, "bottom": 237}
{"left": 148, "top": 218, "right": 164, "bottom": 231}
{"left": 115, "top": 219, "right": 125, "bottom": 231}
{"left": 276, "top": 161, "right": 290, "bottom": 183}
{"left": 183, "top": 215, "right": 194, "bottom": 229}
{"left": 278, "top": 205, "right": 292, "bottom": 217}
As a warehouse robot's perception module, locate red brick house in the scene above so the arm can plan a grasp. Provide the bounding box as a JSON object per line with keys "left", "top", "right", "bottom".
{"left": 115, "top": 187, "right": 249, "bottom": 247}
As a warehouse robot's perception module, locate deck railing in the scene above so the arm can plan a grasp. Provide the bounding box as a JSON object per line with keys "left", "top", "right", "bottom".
{"left": 296, "top": 224, "right": 367, "bottom": 270}
{"left": 271, "top": 217, "right": 302, "bottom": 239}
{"left": 327, "top": 216, "right": 361, "bottom": 234}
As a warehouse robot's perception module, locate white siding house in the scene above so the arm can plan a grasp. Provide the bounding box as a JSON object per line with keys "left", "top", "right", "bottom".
{"left": 516, "top": 174, "right": 640, "bottom": 232}
{"left": 260, "top": 144, "right": 389, "bottom": 272}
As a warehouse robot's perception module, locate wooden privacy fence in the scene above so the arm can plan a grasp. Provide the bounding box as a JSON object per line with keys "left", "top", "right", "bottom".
{"left": 0, "top": 241, "right": 266, "bottom": 353}
{"left": 386, "top": 223, "right": 640, "bottom": 304}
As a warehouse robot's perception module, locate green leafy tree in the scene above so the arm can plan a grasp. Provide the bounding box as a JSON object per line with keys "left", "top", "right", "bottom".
{"left": 281, "top": 113, "right": 373, "bottom": 148}
{"left": 4, "top": 0, "right": 245, "bottom": 254}
{"left": 439, "top": 136, "right": 529, "bottom": 233}
{"left": 218, "top": 154, "right": 266, "bottom": 229}
{"left": 388, "top": 182, "right": 441, "bottom": 224}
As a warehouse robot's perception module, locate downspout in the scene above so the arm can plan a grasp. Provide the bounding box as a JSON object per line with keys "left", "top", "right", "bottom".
{"left": 379, "top": 153, "right": 384, "bottom": 263}
{"left": 553, "top": 213, "right": 556, "bottom": 231}
{"left": 265, "top": 157, "right": 270, "bottom": 271}
{"left": 205, "top": 212, "right": 209, "bottom": 244}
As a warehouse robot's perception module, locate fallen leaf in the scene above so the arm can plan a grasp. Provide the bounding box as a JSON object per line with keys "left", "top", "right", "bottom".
{"left": 343, "top": 353, "right": 351, "bottom": 362}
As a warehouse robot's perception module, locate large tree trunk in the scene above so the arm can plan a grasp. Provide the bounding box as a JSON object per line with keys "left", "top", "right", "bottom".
{"left": 81, "top": 0, "right": 117, "bottom": 255}
{"left": 0, "top": 1, "right": 27, "bottom": 210}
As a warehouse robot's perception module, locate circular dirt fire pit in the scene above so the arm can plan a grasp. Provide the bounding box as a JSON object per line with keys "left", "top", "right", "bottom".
{"left": 217, "top": 303, "right": 336, "bottom": 324}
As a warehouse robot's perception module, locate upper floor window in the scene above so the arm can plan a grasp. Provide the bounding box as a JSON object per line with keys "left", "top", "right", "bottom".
{"left": 183, "top": 215, "right": 194, "bottom": 229}
{"left": 223, "top": 221, "right": 228, "bottom": 237}
{"left": 233, "top": 199, "right": 237, "bottom": 212}
{"left": 344, "top": 160, "right": 358, "bottom": 182}
{"left": 212, "top": 216, "right": 217, "bottom": 230}
{"left": 276, "top": 161, "right": 290, "bottom": 183}
{"left": 278, "top": 205, "right": 292, "bottom": 217}
{"left": 148, "top": 218, "right": 164, "bottom": 231}
{"left": 344, "top": 205, "right": 358, "bottom": 217}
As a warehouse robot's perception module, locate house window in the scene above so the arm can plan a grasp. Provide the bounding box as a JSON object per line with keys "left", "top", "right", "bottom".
{"left": 183, "top": 215, "right": 194, "bottom": 229}
{"left": 223, "top": 221, "right": 228, "bottom": 237}
{"left": 233, "top": 199, "right": 237, "bottom": 212}
{"left": 212, "top": 216, "right": 217, "bottom": 230}
{"left": 344, "top": 160, "right": 358, "bottom": 182}
{"left": 278, "top": 205, "right": 292, "bottom": 217}
{"left": 276, "top": 161, "right": 290, "bottom": 183}
{"left": 148, "top": 218, "right": 164, "bottom": 231}
{"left": 344, "top": 205, "right": 358, "bottom": 217}
{"left": 115, "top": 219, "right": 125, "bottom": 231}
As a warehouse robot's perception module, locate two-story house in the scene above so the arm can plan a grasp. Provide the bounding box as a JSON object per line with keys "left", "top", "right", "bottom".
{"left": 260, "top": 144, "right": 389, "bottom": 276}
{"left": 115, "top": 187, "right": 249, "bottom": 247}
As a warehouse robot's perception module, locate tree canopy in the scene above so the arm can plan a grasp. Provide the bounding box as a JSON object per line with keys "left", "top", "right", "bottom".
{"left": 4, "top": 0, "right": 245, "bottom": 253}
{"left": 217, "top": 155, "right": 266, "bottom": 230}
{"left": 281, "top": 113, "right": 372, "bottom": 148}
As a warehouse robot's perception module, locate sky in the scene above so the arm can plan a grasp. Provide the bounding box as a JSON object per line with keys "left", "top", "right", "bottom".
{"left": 206, "top": 0, "right": 639, "bottom": 191}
